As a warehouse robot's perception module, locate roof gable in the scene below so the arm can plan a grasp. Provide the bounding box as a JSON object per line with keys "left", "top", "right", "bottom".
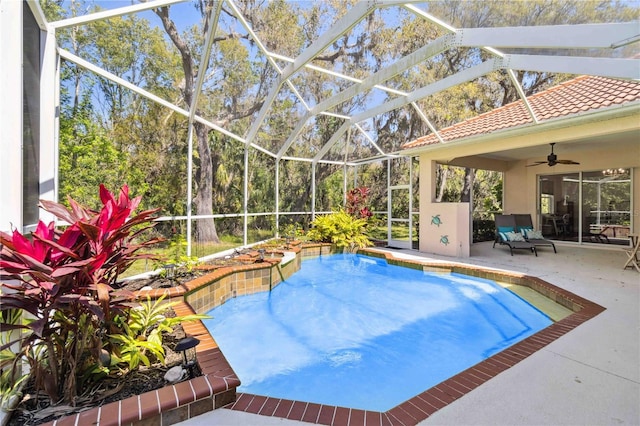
{"left": 402, "top": 76, "right": 640, "bottom": 151}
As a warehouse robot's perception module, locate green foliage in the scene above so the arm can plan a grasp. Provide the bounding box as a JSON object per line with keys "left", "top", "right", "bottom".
{"left": 280, "top": 223, "right": 305, "bottom": 239}
{"left": 0, "top": 309, "right": 29, "bottom": 411}
{"left": 58, "top": 101, "right": 129, "bottom": 209}
{"left": 307, "top": 210, "right": 373, "bottom": 253}
{"left": 162, "top": 232, "right": 200, "bottom": 275}
{"left": 473, "top": 219, "right": 498, "bottom": 243}
{"left": 111, "top": 295, "right": 210, "bottom": 372}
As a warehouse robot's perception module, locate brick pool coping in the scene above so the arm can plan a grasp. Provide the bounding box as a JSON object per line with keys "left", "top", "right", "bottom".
{"left": 41, "top": 246, "right": 605, "bottom": 425}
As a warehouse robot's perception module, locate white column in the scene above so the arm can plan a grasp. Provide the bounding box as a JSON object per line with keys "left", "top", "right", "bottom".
{"left": 39, "top": 27, "right": 59, "bottom": 223}
{"left": 418, "top": 157, "right": 437, "bottom": 252}
{"left": 0, "top": 1, "right": 24, "bottom": 232}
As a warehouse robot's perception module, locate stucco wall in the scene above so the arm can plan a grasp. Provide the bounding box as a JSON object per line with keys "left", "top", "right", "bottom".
{"left": 418, "top": 158, "right": 471, "bottom": 256}
{"left": 420, "top": 202, "right": 471, "bottom": 257}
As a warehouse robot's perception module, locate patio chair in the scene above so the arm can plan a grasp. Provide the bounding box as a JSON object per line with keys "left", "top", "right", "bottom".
{"left": 493, "top": 214, "right": 538, "bottom": 256}
{"left": 513, "top": 214, "right": 557, "bottom": 253}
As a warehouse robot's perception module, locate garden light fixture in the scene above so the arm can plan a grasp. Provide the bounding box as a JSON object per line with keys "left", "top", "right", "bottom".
{"left": 163, "top": 263, "right": 176, "bottom": 280}
{"left": 175, "top": 336, "right": 200, "bottom": 378}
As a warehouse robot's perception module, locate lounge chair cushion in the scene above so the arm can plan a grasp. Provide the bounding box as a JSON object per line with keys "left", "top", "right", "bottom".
{"left": 518, "top": 226, "right": 533, "bottom": 235}
{"left": 525, "top": 229, "right": 544, "bottom": 240}
{"left": 505, "top": 231, "right": 525, "bottom": 242}
{"left": 498, "top": 226, "right": 515, "bottom": 233}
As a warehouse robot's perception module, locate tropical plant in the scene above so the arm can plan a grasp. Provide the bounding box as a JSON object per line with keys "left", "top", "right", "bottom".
{"left": 280, "top": 223, "right": 305, "bottom": 240}
{"left": 307, "top": 210, "right": 373, "bottom": 253}
{"left": 0, "top": 184, "right": 162, "bottom": 405}
{"left": 110, "top": 295, "right": 209, "bottom": 372}
{"left": 0, "top": 309, "right": 29, "bottom": 411}
{"left": 346, "top": 187, "right": 373, "bottom": 221}
{"left": 155, "top": 231, "right": 200, "bottom": 277}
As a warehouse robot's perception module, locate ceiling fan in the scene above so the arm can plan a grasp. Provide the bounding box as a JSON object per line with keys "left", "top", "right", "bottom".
{"left": 526, "top": 143, "right": 580, "bottom": 167}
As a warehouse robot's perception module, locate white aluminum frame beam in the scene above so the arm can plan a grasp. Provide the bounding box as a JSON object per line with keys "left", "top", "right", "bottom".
{"left": 411, "top": 102, "right": 445, "bottom": 143}
{"left": 49, "top": 0, "right": 187, "bottom": 29}
{"left": 455, "top": 22, "right": 640, "bottom": 49}
{"left": 312, "top": 121, "right": 352, "bottom": 163}
{"left": 405, "top": 4, "right": 534, "bottom": 131}
{"left": 312, "top": 48, "right": 639, "bottom": 163}
{"left": 354, "top": 123, "right": 386, "bottom": 157}
{"left": 505, "top": 54, "right": 640, "bottom": 80}
{"left": 57, "top": 48, "right": 279, "bottom": 159}
{"left": 507, "top": 69, "right": 538, "bottom": 124}
{"left": 282, "top": 33, "right": 454, "bottom": 160}
{"left": 225, "top": 1, "right": 311, "bottom": 118}
{"left": 244, "top": 1, "right": 378, "bottom": 146}
{"left": 315, "top": 59, "right": 499, "bottom": 160}
{"left": 311, "top": 33, "right": 455, "bottom": 117}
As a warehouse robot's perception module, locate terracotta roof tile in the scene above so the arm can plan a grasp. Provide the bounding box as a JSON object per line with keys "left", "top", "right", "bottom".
{"left": 402, "top": 75, "right": 640, "bottom": 150}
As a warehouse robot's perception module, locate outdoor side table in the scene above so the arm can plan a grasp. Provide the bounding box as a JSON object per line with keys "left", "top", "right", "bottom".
{"left": 623, "top": 233, "right": 640, "bottom": 272}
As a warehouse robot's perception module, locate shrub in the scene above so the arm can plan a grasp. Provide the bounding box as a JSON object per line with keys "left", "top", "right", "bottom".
{"left": 155, "top": 232, "right": 200, "bottom": 277}
{"left": 110, "top": 295, "right": 208, "bottom": 372}
{"left": 307, "top": 210, "right": 373, "bottom": 253}
{"left": 0, "top": 184, "right": 163, "bottom": 405}
{"left": 345, "top": 187, "right": 373, "bottom": 220}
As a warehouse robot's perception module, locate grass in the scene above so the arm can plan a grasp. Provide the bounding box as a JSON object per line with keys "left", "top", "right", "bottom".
{"left": 368, "top": 224, "right": 418, "bottom": 242}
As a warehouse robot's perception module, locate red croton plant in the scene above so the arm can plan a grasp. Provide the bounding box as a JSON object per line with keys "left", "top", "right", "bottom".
{"left": 346, "top": 187, "right": 373, "bottom": 220}
{"left": 0, "top": 184, "right": 162, "bottom": 406}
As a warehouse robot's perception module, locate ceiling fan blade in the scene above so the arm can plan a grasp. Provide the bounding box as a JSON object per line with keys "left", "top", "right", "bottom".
{"left": 556, "top": 159, "right": 580, "bottom": 165}
{"left": 526, "top": 161, "right": 547, "bottom": 167}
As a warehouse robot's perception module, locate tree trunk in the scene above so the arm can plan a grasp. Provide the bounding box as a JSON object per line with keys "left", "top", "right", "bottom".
{"left": 436, "top": 165, "right": 448, "bottom": 202}
{"left": 460, "top": 167, "right": 474, "bottom": 203}
{"left": 155, "top": 5, "right": 221, "bottom": 244}
{"left": 193, "top": 122, "right": 220, "bottom": 244}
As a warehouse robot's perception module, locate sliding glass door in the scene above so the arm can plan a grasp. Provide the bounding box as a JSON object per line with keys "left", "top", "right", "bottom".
{"left": 581, "top": 169, "right": 631, "bottom": 244}
{"left": 538, "top": 169, "right": 632, "bottom": 246}
{"left": 539, "top": 173, "right": 579, "bottom": 241}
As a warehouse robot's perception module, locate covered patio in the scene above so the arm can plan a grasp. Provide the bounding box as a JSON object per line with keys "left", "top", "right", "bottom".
{"left": 180, "top": 242, "right": 640, "bottom": 425}
{"left": 403, "top": 75, "right": 640, "bottom": 257}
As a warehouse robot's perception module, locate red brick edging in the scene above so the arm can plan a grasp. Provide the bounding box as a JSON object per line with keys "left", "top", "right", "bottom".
{"left": 43, "top": 301, "right": 238, "bottom": 426}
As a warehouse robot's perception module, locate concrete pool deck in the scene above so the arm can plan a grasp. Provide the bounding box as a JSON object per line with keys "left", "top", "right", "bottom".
{"left": 176, "top": 241, "right": 639, "bottom": 425}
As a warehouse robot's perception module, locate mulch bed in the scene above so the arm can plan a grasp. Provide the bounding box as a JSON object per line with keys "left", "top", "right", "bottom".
{"left": 116, "top": 247, "right": 282, "bottom": 292}
{"left": 7, "top": 320, "right": 188, "bottom": 426}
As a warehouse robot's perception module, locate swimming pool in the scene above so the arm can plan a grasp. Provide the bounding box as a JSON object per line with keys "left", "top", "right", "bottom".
{"left": 203, "top": 253, "right": 552, "bottom": 412}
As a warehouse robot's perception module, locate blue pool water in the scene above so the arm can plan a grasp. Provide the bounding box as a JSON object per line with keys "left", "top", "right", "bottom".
{"left": 203, "top": 254, "right": 552, "bottom": 412}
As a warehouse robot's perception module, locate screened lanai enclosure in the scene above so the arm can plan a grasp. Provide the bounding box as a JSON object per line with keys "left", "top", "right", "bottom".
{"left": 3, "top": 0, "right": 639, "bottom": 259}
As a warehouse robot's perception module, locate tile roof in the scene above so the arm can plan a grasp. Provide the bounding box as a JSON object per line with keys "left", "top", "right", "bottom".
{"left": 402, "top": 75, "right": 640, "bottom": 151}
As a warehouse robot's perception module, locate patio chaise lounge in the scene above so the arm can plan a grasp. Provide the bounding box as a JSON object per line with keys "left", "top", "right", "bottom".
{"left": 513, "top": 214, "right": 557, "bottom": 253}
{"left": 493, "top": 214, "right": 538, "bottom": 256}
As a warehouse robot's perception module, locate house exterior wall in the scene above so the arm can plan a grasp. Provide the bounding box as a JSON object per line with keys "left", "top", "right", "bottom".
{"left": 0, "top": 2, "right": 56, "bottom": 233}
{"left": 415, "top": 109, "right": 638, "bottom": 257}
{"left": 0, "top": 0, "right": 24, "bottom": 233}
{"left": 505, "top": 143, "right": 640, "bottom": 236}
